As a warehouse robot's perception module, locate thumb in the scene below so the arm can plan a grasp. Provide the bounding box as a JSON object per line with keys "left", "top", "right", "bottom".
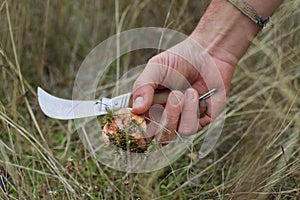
{"left": 132, "top": 55, "right": 169, "bottom": 114}
{"left": 132, "top": 84, "right": 155, "bottom": 114}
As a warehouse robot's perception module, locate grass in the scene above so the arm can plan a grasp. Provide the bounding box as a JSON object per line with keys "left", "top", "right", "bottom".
{"left": 0, "top": 0, "right": 300, "bottom": 199}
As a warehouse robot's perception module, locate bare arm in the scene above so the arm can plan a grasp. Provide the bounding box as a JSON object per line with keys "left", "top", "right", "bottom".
{"left": 191, "top": 0, "right": 284, "bottom": 66}
{"left": 132, "top": 0, "right": 284, "bottom": 139}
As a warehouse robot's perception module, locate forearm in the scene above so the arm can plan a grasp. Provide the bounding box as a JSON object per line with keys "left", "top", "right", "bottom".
{"left": 190, "top": 0, "right": 284, "bottom": 66}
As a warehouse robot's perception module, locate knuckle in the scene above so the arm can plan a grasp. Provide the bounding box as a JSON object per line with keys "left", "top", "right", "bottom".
{"left": 132, "top": 78, "right": 144, "bottom": 91}
{"left": 164, "top": 110, "right": 180, "bottom": 125}
{"left": 178, "top": 124, "right": 198, "bottom": 136}
{"left": 148, "top": 54, "right": 164, "bottom": 64}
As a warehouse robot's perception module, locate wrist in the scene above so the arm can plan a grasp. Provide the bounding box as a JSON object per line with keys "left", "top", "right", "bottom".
{"left": 190, "top": 0, "right": 261, "bottom": 66}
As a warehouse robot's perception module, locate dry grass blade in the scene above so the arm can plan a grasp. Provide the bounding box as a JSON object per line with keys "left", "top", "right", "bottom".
{"left": 0, "top": 0, "right": 299, "bottom": 199}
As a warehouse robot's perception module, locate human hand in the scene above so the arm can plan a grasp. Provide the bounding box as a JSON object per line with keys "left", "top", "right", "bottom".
{"left": 132, "top": 37, "right": 235, "bottom": 144}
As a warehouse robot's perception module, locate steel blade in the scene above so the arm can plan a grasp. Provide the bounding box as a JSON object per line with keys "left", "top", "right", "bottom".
{"left": 37, "top": 87, "right": 111, "bottom": 120}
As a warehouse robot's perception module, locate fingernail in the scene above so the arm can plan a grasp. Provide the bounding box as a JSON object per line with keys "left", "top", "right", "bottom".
{"left": 170, "top": 92, "right": 181, "bottom": 106}
{"left": 186, "top": 88, "right": 195, "bottom": 100}
{"left": 133, "top": 96, "right": 144, "bottom": 109}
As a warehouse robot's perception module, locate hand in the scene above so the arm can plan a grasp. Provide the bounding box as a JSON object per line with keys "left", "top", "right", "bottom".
{"left": 132, "top": 37, "right": 235, "bottom": 144}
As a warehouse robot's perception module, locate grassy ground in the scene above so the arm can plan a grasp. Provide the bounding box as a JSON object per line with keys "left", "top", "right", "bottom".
{"left": 0, "top": 0, "right": 299, "bottom": 199}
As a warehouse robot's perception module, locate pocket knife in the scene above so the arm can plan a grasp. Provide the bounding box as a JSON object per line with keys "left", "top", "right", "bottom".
{"left": 37, "top": 87, "right": 216, "bottom": 120}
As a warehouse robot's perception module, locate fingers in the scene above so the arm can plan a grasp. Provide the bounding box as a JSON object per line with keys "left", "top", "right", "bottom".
{"left": 199, "top": 100, "right": 207, "bottom": 117}
{"left": 178, "top": 88, "right": 199, "bottom": 136}
{"left": 199, "top": 114, "right": 212, "bottom": 128}
{"left": 177, "top": 88, "right": 213, "bottom": 136}
{"left": 157, "top": 88, "right": 212, "bottom": 141}
{"left": 137, "top": 87, "right": 217, "bottom": 144}
{"left": 157, "top": 91, "right": 183, "bottom": 144}
{"left": 134, "top": 86, "right": 219, "bottom": 143}
{"left": 146, "top": 104, "right": 164, "bottom": 138}
{"left": 202, "top": 88, "right": 226, "bottom": 126}
{"left": 198, "top": 99, "right": 212, "bottom": 129}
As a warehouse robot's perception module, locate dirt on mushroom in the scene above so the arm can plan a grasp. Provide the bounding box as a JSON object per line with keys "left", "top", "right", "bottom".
{"left": 102, "top": 108, "right": 152, "bottom": 153}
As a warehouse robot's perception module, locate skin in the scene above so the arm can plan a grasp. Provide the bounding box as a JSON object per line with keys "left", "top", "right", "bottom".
{"left": 132, "top": 0, "right": 284, "bottom": 143}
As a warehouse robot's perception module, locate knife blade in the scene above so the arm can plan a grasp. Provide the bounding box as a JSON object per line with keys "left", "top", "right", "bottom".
{"left": 37, "top": 87, "right": 216, "bottom": 120}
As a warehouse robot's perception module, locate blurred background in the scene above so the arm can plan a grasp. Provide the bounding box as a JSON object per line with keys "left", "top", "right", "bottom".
{"left": 0, "top": 0, "right": 299, "bottom": 199}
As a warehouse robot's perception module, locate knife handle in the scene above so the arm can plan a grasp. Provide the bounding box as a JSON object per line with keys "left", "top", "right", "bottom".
{"left": 111, "top": 93, "right": 132, "bottom": 110}
{"left": 128, "top": 88, "right": 216, "bottom": 107}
